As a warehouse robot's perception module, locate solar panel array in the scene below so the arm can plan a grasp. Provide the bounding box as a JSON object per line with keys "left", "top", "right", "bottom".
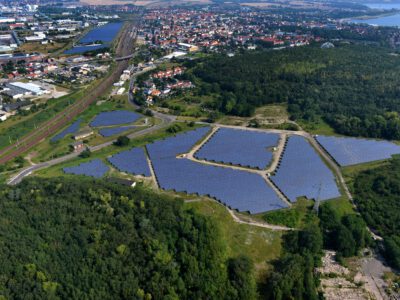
{"left": 146, "top": 127, "right": 288, "bottom": 213}
{"left": 195, "top": 128, "right": 280, "bottom": 169}
{"left": 90, "top": 110, "right": 141, "bottom": 127}
{"left": 63, "top": 159, "right": 109, "bottom": 178}
{"left": 316, "top": 135, "right": 400, "bottom": 166}
{"left": 108, "top": 147, "right": 151, "bottom": 177}
{"left": 98, "top": 125, "right": 137, "bottom": 137}
{"left": 271, "top": 136, "right": 341, "bottom": 203}
{"left": 51, "top": 119, "right": 81, "bottom": 142}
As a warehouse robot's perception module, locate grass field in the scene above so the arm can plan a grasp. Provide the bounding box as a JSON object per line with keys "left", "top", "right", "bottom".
{"left": 261, "top": 198, "right": 313, "bottom": 228}
{"left": 185, "top": 199, "right": 282, "bottom": 280}
{"left": 0, "top": 91, "right": 83, "bottom": 150}
{"left": 298, "top": 119, "right": 337, "bottom": 135}
{"left": 19, "top": 41, "right": 68, "bottom": 54}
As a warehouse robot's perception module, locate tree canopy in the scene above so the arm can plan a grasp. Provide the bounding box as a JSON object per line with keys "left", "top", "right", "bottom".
{"left": 187, "top": 45, "right": 400, "bottom": 139}
{"left": 0, "top": 177, "right": 256, "bottom": 299}
{"left": 354, "top": 158, "right": 400, "bottom": 269}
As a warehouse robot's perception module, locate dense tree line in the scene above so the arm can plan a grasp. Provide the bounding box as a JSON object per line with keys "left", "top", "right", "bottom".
{"left": 186, "top": 45, "right": 400, "bottom": 139}
{"left": 354, "top": 158, "right": 400, "bottom": 269}
{"left": 0, "top": 177, "right": 256, "bottom": 299}
{"left": 265, "top": 224, "right": 323, "bottom": 300}
{"left": 265, "top": 203, "right": 371, "bottom": 299}
{"left": 319, "top": 204, "right": 371, "bottom": 260}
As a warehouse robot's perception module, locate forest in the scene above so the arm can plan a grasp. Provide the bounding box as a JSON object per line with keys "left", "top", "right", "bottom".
{"left": 0, "top": 176, "right": 374, "bottom": 299}
{"left": 353, "top": 158, "right": 400, "bottom": 269}
{"left": 0, "top": 177, "right": 256, "bottom": 299}
{"left": 186, "top": 45, "right": 400, "bottom": 139}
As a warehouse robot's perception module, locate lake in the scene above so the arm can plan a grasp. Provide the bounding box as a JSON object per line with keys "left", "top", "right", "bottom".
{"left": 351, "top": 13, "right": 400, "bottom": 27}
{"left": 366, "top": 3, "right": 400, "bottom": 10}
{"left": 79, "top": 22, "right": 123, "bottom": 45}
{"left": 64, "top": 22, "right": 123, "bottom": 55}
{"left": 64, "top": 44, "right": 108, "bottom": 55}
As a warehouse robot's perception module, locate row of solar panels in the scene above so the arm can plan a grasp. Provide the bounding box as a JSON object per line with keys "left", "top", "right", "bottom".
{"left": 195, "top": 127, "right": 280, "bottom": 170}
{"left": 51, "top": 110, "right": 142, "bottom": 142}
{"left": 63, "top": 127, "right": 400, "bottom": 213}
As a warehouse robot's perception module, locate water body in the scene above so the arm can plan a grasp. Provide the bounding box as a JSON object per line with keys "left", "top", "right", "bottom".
{"left": 79, "top": 22, "right": 123, "bottom": 44}
{"left": 64, "top": 22, "right": 123, "bottom": 54}
{"left": 351, "top": 13, "right": 400, "bottom": 27}
{"left": 64, "top": 44, "right": 109, "bottom": 55}
{"left": 366, "top": 3, "right": 400, "bottom": 10}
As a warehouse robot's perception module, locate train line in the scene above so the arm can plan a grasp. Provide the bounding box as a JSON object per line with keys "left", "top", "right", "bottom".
{"left": 0, "top": 22, "right": 136, "bottom": 164}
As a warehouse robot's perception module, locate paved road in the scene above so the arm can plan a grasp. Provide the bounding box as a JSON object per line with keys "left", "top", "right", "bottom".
{"left": 8, "top": 77, "right": 176, "bottom": 185}
{"left": 8, "top": 110, "right": 176, "bottom": 185}
{"left": 0, "top": 23, "right": 136, "bottom": 164}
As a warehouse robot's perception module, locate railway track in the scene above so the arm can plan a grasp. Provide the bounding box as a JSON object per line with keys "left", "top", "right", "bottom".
{"left": 0, "top": 23, "right": 136, "bottom": 164}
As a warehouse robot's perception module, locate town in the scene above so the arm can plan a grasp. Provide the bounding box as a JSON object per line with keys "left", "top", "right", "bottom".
{"left": 0, "top": 1, "right": 400, "bottom": 300}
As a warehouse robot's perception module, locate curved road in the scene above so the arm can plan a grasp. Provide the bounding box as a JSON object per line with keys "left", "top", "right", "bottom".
{"left": 8, "top": 109, "right": 175, "bottom": 185}
{"left": 0, "top": 23, "right": 136, "bottom": 164}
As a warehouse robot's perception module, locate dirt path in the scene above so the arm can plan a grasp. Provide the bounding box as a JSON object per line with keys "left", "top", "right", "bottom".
{"left": 227, "top": 208, "right": 293, "bottom": 231}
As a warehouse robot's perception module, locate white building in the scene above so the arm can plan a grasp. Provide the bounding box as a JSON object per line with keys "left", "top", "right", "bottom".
{"left": 9, "top": 82, "right": 47, "bottom": 96}
{"left": 0, "top": 17, "right": 16, "bottom": 24}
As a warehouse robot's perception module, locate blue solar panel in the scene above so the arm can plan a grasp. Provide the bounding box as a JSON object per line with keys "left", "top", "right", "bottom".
{"left": 195, "top": 128, "right": 280, "bottom": 169}
{"left": 271, "top": 136, "right": 341, "bottom": 202}
{"left": 90, "top": 110, "right": 141, "bottom": 127}
{"left": 146, "top": 127, "right": 288, "bottom": 213}
{"left": 63, "top": 159, "right": 109, "bottom": 178}
{"left": 316, "top": 135, "right": 400, "bottom": 166}
{"left": 51, "top": 119, "right": 81, "bottom": 142}
{"left": 108, "top": 147, "right": 151, "bottom": 177}
{"left": 98, "top": 125, "right": 137, "bottom": 137}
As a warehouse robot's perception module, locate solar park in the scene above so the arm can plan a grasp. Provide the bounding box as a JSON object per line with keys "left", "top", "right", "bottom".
{"left": 51, "top": 119, "right": 81, "bottom": 142}
{"left": 64, "top": 126, "right": 400, "bottom": 214}
{"left": 271, "top": 136, "right": 341, "bottom": 203}
{"left": 63, "top": 159, "right": 109, "bottom": 178}
{"left": 108, "top": 147, "right": 151, "bottom": 177}
{"left": 316, "top": 135, "right": 400, "bottom": 166}
{"left": 146, "top": 127, "right": 288, "bottom": 213}
{"left": 195, "top": 127, "right": 280, "bottom": 169}
{"left": 99, "top": 125, "right": 137, "bottom": 137}
{"left": 90, "top": 110, "right": 141, "bottom": 127}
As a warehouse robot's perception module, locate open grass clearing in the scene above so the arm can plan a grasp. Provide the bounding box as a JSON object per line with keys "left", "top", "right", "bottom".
{"left": 185, "top": 198, "right": 283, "bottom": 280}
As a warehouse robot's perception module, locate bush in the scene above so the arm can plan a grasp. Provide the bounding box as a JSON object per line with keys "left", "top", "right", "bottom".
{"left": 114, "top": 136, "right": 130, "bottom": 147}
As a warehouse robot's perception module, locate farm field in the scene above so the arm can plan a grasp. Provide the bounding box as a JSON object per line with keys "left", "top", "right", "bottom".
{"left": 316, "top": 135, "right": 400, "bottom": 166}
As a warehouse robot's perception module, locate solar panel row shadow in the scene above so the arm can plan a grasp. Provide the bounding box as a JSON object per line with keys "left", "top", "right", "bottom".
{"left": 316, "top": 135, "right": 400, "bottom": 166}
{"left": 146, "top": 127, "right": 288, "bottom": 213}
{"left": 271, "top": 136, "right": 341, "bottom": 203}
{"left": 108, "top": 147, "right": 151, "bottom": 177}
{"left": 63, "top": 159, "right": 109, "bottom": 178}
{"left": 195, "top": 127, "right": 280, "bottom": 169}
